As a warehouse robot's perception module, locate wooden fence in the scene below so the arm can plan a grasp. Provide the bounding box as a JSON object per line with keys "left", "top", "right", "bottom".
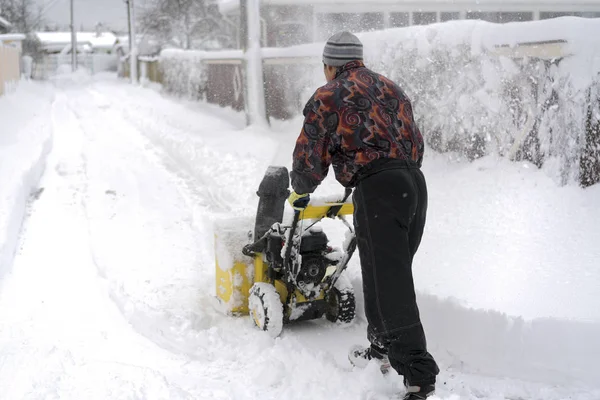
{"left": 0, "top": 44, "right": 20, "bottom": 96}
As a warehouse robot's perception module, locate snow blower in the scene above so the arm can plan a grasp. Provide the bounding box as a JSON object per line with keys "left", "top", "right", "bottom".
{"left": 214, "top": 166, "right": 357, "bottom": 337}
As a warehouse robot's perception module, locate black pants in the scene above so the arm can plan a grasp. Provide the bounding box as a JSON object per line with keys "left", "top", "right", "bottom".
{"left": 353, "top": 165, "right": 439, "bottom": 387}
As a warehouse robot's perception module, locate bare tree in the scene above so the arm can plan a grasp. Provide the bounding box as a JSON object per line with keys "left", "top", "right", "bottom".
{"left": 140, "top": 0, "right": 234, "bottom": 50}
{"left": 0, "top": 0, "right": 42, "bottom": 33}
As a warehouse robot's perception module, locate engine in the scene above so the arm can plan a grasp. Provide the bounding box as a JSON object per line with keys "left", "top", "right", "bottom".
{"left": 264, "top": 227, "right": 331, "bottom": 290}
{"left": 296, "top": 229, "right": 329, "bottom": 289}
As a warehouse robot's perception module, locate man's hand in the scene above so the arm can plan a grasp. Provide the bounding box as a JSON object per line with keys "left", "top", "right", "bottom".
{"left": 288, "top": 191, "right": 310, "bottom": 210}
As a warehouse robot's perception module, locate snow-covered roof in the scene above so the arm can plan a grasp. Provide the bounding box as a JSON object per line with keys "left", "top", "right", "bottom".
{"left": 219, "top": 0, "right": 600, "bottom": 14}
{"left": 0, "top": 33, "right": 25, "bottom": 42}
{"left": 35, "top": 31, "right": 118, "bottom": 52}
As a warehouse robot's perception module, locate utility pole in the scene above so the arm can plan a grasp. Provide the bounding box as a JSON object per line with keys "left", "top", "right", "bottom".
{"left": 128, "top": 0, "right": 137, "bottom": 83}
{"left": 245, "top": 0, "right": 268, "bottom": 126}
{"left": 70, "top": 0, "right": 77, "bottom": 71}
{"left": 125, "top": 0, "right": 132, "bottom": 53}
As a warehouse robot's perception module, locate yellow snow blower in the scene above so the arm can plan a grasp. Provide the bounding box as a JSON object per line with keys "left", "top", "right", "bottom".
{"left": 215, "top": 166, "right": 357, "bottom": 337}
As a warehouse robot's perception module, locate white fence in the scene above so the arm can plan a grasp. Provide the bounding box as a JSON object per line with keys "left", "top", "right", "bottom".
{"left": 32, "top": 53, "right": 118, "bottom": 80}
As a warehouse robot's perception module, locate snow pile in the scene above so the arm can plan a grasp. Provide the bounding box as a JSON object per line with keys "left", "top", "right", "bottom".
{"left": 0, "top": 82, "right": 54, "bottom": 277}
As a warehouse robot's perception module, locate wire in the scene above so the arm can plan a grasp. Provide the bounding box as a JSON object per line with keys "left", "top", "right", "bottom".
{"left": 40, "top": 0, "right": 64, "bottom": 17}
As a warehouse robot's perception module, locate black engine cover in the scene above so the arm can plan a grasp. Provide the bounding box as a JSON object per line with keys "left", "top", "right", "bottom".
{"left": 296, "top": 230, "right": 329, "bottom": 287}
{"left": 300, "top": 230, "right": 328, "bottom": 253}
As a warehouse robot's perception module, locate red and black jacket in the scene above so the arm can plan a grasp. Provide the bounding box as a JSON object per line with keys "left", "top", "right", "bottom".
{"left": 291, "top": 60, "right": 424, "bottom": 194}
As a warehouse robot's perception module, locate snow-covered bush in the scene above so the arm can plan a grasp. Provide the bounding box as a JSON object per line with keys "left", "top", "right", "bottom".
{"left": 159, "top": 49, "right": 209, "bottom": 100}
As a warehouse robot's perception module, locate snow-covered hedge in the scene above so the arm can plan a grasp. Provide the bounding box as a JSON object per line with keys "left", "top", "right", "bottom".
{"left": 159, "top": 49, "right": 244, "bottom": 100}
{"left": 159, "top": 50, "right": 209, "bottom": 100}
{"left": 356, "top": 18, "right": 600, "bottom": 186}
{"left": 159, "top": 17, "right": 600, "bottom": 186}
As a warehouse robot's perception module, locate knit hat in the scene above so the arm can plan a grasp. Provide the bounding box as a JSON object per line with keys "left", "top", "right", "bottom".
{"left": 323, "top": 31, "right": 363, "bottom": 67}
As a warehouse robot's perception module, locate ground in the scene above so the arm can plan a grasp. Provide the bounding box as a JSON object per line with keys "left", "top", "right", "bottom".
{"left": 0, "top": 74, "right": 599, "bottom": 399}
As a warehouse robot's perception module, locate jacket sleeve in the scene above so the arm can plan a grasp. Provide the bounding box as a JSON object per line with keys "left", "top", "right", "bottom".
{"left": 415, "top": 124, "right": 425, "bottom": 167}
{"left": 290, "top": 97, "right": 332, "bottom": 194}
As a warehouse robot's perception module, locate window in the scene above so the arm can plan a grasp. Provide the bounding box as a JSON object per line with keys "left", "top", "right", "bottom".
{"left": 540, "top": 11, "right": 600, "bottom": 19}
{"left": 539, "top": 12, "right": 570, "bottom": 19}
{"left": 316, "top": 12, "right": 384, "bottom": 40}
{"left": 390, "top": 12, "right": 409, "bottom": 28}
{"left": 498, "top": 12, "right": 533, "bottom": 22}
{"left": 441, "top": 12, "right": 460, "bottom": 22}
{"left": 360, "top": 13, "right": 384, "bottom": 31}
{"left": 467, "top": 12, "right": 533, "bottom": 23}
{"left": 413, "top": 12, "right": 437, "bottom": 25}
{"left": 273, "top": 22, "right": 310, "bottom": 47}
{"left": 317, "top": 13, "right": 355, "bottom": 39}
{"left": 466, "top": 12, "right": 487, "bottom": 21}
{"left": 266, "top": 5, "right": 312, "bottom": 46}
{"left": 318, "top": 13, "right": 379, "bottom": 34}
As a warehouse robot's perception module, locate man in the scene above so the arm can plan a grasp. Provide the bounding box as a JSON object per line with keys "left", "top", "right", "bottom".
{"left": 288, "top": 32, "right": 439, "bottom": 399}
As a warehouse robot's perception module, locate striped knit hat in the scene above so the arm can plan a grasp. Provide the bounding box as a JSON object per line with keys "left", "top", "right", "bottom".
{"left": 322, "top": 31, "right": 363, "bottom": 67}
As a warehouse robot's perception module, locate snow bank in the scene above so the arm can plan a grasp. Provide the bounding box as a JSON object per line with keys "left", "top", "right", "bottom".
{"left": 161, "top": 17, "right": 600, "bottom": 186}
{"left": 0, "top": 82, "right": 54, "bottom": 277}
{"left": 419, "top": 293, "right": 600, "bottom": 387}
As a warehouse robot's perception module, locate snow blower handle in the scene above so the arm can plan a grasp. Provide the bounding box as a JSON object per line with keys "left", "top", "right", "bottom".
{"left": 326, "top": 187, "right": 353, "bottom": 219}
{"left": 283, "top": 209, "right": 301, "bottom": 276}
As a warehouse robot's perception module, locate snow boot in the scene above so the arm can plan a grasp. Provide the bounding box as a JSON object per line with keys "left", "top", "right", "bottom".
{"left": 348, "top": 344, "right": 391, "bottom": 374}
{"left": 403, "top": 384, "right": 435, "bottom": 400}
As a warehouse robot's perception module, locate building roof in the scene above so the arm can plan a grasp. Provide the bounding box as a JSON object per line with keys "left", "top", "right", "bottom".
{"left": 219, "top": 0, "right": 600, "bottom": 14}
{"left": 35, "top": 31, "right": 118, "bottom": 52}
{"left": 0, "top": 33, "right": 26, "bottom": 42}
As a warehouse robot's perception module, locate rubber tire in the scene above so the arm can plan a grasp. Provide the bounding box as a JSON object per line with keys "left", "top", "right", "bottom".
{"left": 249, "top": 282, "right": 284, "bottom": 337}
{"left": 325, "top": 277, "right": 356, "bottom": 324}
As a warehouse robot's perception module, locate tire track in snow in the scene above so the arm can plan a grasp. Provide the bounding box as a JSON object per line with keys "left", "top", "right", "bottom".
{"left": 0, "top": 91, "right": 201, "bottom": 399}
{"left": 64, "top": 84, "right": 271, "bottom": 396}
{"left": 89, "top": 81, "right": 274, "bottom": 218}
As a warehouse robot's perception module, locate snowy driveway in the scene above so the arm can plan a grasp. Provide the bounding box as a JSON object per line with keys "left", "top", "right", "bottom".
{"left": 0, "top": 75, "right": 598, "bottom": 399}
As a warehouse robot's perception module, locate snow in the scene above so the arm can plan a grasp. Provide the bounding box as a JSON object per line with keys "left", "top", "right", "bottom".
{"left": 0, "top": 74, "right": 599, "bottom": 399}
{"left": 214, "top": 217, "right": 254, "bottom": 271}
{"left": 159, "top": 17, "right": 600, "bottom": 186}
{"left": 35, "top": 32, "right": 118, "bottom": 52}
{"left": 0, "top": 82, "right": 54, "bottom": 279}
{"left": 0, "top": 34, "right": 26, "bottom": 43}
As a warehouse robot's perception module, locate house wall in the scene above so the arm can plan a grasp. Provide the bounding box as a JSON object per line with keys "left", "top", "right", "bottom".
{"left": 257, "top": 3, "right": 600, "bottom": 45}
{"left": 0, "top": 44, "right": 20, "bottom": 96}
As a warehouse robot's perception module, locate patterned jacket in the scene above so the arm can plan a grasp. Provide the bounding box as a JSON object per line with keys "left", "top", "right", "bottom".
{"left": 291, "top": 60, "right": 424, "bottom": 194}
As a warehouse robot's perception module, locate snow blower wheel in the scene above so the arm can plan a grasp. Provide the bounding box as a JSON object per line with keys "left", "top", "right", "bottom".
{"left": 325, "top": 282, "right": 356, "bottom": 324}
{"left": 249, "top": 282, "right": 284, "bottom": 337}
